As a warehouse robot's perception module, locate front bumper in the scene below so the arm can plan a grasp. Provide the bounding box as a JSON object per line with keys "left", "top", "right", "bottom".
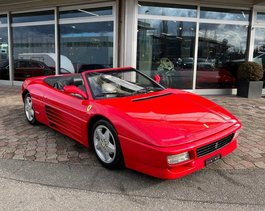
{"left": 119, "top": 124, "right": 240, "bottom": 179}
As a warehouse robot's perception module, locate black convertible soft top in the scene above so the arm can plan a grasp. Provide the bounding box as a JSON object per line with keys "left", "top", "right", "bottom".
{"left": 44, "top": 74, "right": 85, "bottom": 91}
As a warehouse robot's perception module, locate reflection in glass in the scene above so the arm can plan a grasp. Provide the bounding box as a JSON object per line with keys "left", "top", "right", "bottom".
{"left": 60, "top": 22, "right": 113, "bottom": 73}
{"left": 0, "top": 23, "right": 9, "bottom": 80}
{"left": 197, "top": 23, "right": 248, "bottom": 89}
{"left": 0, "top": 15, "right": 7, "bottom": 24}
{"left": 200, "top": 7, "right": 249, "bottom": 21}
{"left": 12, "top": 25, "right": 55, "bottom": 81}
{"left": 60, "top": 7, "right": 112, "bottom": 19}
{"left": 138, "top": 2, "right": 197, "bottom": 17}
{"left": 253, "top": 28, "right": 265, "bottom": 86}
{"left": 137, "top": 19, "right": 196, "bottom": 89}
{"left": 86, "top": 69, "right": 163, "bottom": 99}
{"left": 257, "top": 12, "right": 265, "bottom": 21}
{"left": 12, "top": 11, "right": 54, "bottom": 23}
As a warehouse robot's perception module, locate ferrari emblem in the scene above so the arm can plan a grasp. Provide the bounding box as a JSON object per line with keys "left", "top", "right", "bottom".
{"left": 87, "top": 105, "right": 93, "bottom": 112}
{"left": 215, "top": 142, "right": 219, "bottom": 149}
{"left": 203, "top": 124, "right": 209, "bottom": 128}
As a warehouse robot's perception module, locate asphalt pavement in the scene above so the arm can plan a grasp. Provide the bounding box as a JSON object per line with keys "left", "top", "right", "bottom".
{"left": 0, "top": 85, "right": 265, "bottom": 210}
{"left": 0, "top": 159, "right": 264, "bottom": 211}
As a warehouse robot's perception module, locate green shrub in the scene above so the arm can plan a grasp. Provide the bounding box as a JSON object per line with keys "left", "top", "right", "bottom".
{"left": 237, "top": 61, "right": 264, "bottom": 81}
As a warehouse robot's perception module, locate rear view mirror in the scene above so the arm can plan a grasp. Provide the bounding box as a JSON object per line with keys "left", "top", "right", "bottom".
{"left": 64, "top": 85, "right": 87, "bottom": 99}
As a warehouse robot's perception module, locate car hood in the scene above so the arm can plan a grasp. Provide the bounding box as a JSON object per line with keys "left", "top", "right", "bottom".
{"left": 97, "top": 89, "right": 238, "bottom": 147}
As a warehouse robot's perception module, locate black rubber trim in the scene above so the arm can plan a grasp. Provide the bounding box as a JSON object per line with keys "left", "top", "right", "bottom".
{"left": 132, "top": 93, "right": 172, "bottom": 102}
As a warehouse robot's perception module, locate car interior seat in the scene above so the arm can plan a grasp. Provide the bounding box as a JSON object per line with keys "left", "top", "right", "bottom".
{"left": 101, "top": 82, "right": 117, "bottom": 93}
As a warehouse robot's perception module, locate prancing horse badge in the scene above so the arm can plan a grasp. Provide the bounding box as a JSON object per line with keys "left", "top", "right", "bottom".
{"left": 87, "top": 105, "right": 93, "bottom": 112}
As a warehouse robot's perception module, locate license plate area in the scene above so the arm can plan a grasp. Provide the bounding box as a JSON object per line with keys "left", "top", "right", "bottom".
{"left": 205, "top": 154, "right": 221, "bottom": 166}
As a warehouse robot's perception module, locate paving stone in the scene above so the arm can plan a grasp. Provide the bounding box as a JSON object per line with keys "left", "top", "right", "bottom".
{"left": 46, "top": 154, "right": 57, "bottom": 160}
{"left": 16, "top": 145, "right": 27, "bottom": 150}
{"left": 57, "top": 155, "right": 69, "bottom": 162}
{"left": 68, "top": 157, "right": 80, "bottom": 163}
{"left": 246, "top": 151, "right": 263, "bottom": 158}
{"left": 36, "top": 147, "right": 47, "bottom": 152}
{"left": 4, "top": 147, "right": 16, "bottom": 153}
{"left": 79, "top": 152, "right": 90, "bottom": 159}
{"left": 24, "top": 155, "right": 36, "bottom": 161}
{"left": 57, "top": 149, "right": 67, "bottom": 155}
{"left": 0, "top": 142, "right": 8, "bottom": 147}
{"left": 67, "top": 151, "right": 79, "bottom": 157}
{"left": 251, "top": 148, "right": 264, "bottom": 153}
{"left": 254, "top": 161, "right": 265, "bottom": 169}
{"left": 47, "top": 144, "right": 57, "bottom": 149}
{"left": 239, "top": 160, "right": 256, "bottom": 168}
{"left": 3, "top": 152, "right": 15, "bottom": 159}
{"left": 46, "top": 148, "right": 57, "bottom": 153}
{"left": 13, "top": 154, "right": 25, "bottom": 160}
{"left": 25, "top": 150, "right": 36, "bottom": 157}
{"left": 14, "top": 149, "right": 25, "bottom": 155}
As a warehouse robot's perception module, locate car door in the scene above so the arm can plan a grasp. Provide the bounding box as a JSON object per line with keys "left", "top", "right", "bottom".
{"left": 28, "top": 61, "right": 46, "bottom": 77}
{"left": 43, "top": 77, "right": 91, "bottom": 146}
{"left": 14, "top": 60, "right": 29, "bottom": 81}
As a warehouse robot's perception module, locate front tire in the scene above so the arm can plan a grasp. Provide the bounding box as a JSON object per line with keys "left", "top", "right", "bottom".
{"left": 92, "top": 120, "right": 124, "bottom": 169}
{"left": 24, "top": 93, "right": 37, "bottom": 125}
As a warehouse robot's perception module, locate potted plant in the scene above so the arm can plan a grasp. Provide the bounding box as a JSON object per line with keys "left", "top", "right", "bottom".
{"left": 237, "top": 61, "right": 264, "bottom": 98}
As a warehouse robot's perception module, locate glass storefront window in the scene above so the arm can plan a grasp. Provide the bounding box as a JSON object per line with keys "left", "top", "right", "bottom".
{"left": 12, "top": 25, "right": 55, "bottom": 81}
{"left": 12, "top": 11, "right": 54, "bottom": 23}
{"left": 137, "top": 19, "right": 196, "bottom": 89}
{"left": 0, "top": 15, "right": 7, "bottom": 24}
{"left": 60, "top": 7, "right": 112, "bottom": 19}
{"left": 12, "top": 11, "right": 55, "bottom": 81}
{"left": 257, "top": 12, "right": 265, "bottom": 21}
{"left": 197, "top": 23, "right": 248, "bottom": 89}
{"left": 60, "top": 22, "right": 113, "bottom": 73}
{"left": 253, "top": 28, "right": 265, "bottom": 86}
{"left": 138, "top": 2, "right": 197, "bottom": 18}
{"left": 0, "top": 15, "right": 9, "bottom": 80}
{"left": 200, "top": 7, "right": 249, "bottom": 21}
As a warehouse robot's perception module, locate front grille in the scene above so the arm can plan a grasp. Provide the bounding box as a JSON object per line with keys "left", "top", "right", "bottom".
{"left": 196, "top": 133, "right": 234, "bottom": 157}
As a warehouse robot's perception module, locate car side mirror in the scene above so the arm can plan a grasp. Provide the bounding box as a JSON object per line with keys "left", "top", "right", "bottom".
{"left": 63, "top": 85, "right": 87, "bottom": 99}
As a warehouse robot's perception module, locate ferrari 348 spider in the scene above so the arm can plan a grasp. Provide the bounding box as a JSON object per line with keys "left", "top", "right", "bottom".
{"left": 21, "top": 67, "right": 241, "bottom": 179}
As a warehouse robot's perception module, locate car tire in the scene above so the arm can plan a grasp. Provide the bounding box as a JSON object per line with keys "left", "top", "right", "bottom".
{"left": 24, "top": 93, "right": 38, "bottom": 125}
{"left": 92, "top": 120, "right": 124, "bottom": 169}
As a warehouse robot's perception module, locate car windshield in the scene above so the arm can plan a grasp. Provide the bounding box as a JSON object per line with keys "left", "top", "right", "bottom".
{"left": 86, "top": 68, "right": 164, "bottom": 99}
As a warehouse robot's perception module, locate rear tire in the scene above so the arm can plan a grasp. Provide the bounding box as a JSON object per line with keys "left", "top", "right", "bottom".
{"left": 91, "top": 120, "right": 124, "bottom": 169}
{"left": 24, "top": 93, "right": 38, "bottom": 125}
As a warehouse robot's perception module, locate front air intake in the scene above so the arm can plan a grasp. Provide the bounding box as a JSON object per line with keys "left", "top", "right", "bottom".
{"left": 196, "top": 133, "right": 234, "bottom": 157}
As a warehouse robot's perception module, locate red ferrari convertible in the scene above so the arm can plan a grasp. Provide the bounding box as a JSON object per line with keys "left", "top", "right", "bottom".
{"left": 22, "top": 67, "right": 241, "bottom": 179}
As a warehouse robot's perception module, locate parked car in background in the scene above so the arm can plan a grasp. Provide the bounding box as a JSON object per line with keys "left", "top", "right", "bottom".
{"left": 0, "top": 59, "right": 55, "bottom": 81}
{"left": 19, "top": 53, "right": 75, "bottom": 73}
{"left": 178, "top": 57, "right": 215, "bottom": 71}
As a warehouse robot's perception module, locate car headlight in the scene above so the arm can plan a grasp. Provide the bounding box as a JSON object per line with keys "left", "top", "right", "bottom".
{"left": 167, "top": 152, "right": 190, "bottom": 165}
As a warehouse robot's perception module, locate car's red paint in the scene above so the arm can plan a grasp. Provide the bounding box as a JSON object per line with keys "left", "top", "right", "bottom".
{"left": 21, "top": 67, "right": 241, "bottom": 179}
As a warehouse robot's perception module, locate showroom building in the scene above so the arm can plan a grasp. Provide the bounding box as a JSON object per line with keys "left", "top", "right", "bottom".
{"left": 0, "top": 0, "right": 265, "bottom": 95}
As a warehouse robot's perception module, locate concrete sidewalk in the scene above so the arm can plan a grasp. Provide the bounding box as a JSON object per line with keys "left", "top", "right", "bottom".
{"left": 0, "top": 85, "right": 265, "bottom": 171}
